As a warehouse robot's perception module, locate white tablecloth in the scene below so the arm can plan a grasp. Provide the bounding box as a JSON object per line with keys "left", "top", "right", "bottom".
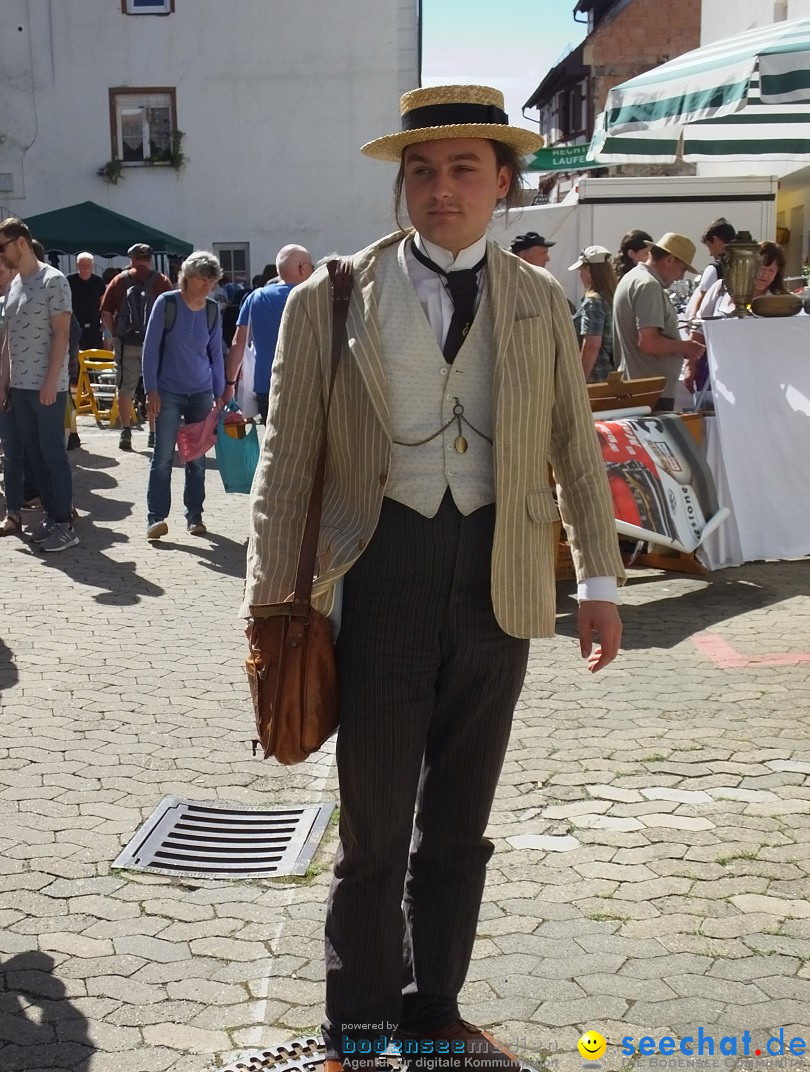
{"left": 696, "top": 417, "right": 744, "bottom": 570}
{"left": 702, "top": 315, "right": 810, "bottom": 567}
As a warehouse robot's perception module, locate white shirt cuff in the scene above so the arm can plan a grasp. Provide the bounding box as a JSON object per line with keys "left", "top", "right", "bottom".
{"left": 577, "top": 576, "right": 618, "bottom": 603}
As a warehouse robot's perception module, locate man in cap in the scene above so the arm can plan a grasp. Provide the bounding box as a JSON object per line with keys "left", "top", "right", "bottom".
{"left": 243, "top": 83, "right": 624, "bottom": 1072}
{"left": 100, "top": 243, "right": 172, "bottom": 450}
{"left": 613, "top": 232, "right": 705, "bottom": 411}
{"left": 509, "top": 230, "right": 555, "bottom": 268}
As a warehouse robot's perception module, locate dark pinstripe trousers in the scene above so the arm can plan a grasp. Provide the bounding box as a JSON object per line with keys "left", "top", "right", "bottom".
{"left": 322, "top": 492, "right": 530, "bottom": 1059}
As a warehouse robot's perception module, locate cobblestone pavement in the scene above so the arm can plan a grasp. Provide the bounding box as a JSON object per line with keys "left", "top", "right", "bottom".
{"left": 1, "top": 418, "right": 808, "bottom": 1072}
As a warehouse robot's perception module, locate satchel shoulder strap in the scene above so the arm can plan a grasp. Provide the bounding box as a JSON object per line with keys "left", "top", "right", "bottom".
{"left": 289, "top": 258, "right": 354, "bottom": 615}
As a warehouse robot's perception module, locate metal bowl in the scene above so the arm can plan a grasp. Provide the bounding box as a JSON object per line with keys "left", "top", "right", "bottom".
{"left": 750, "top": 294, "right": 803, "bottom": 317}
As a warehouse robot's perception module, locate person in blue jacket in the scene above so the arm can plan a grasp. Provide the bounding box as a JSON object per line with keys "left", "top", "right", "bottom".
{"left": 142, "top": 251, "right": 225, "bottom": 540}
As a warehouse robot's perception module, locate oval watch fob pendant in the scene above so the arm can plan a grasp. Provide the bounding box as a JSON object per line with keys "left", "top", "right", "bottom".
{"left": 454, "top": 435, "right": 468, "bottom": 454}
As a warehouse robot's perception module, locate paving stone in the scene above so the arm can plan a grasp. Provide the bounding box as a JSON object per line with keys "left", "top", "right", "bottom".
{"left": 731, "top": 894, "right": 810, "bottom": 918}
{"left": 612, "top": 843, "right": 688, "bottom": 865}
{"left": 142, "top": 1023, "right": 232, "bottom": 1052}
{"left": 666, "top": 973, "right": 769, "bottom": 1004}
{"left": 572, "top": 861, "right": 658, "bottom": 882}
{"left": 569, "top": 814, "right": 645, "bottom": 832}
{"left": 706, "top": 787, "right": 781, "bottom": 803}
{"left": 506, "top": 834, "right": 581, "bottom": 852}
{"left": 640, "top": 787, "right": 713, "bottom": 804}
{"left": 39, "top": 934, "right": 115, "bottom": 959}
{"left": 540, "top": 800, "right": 612, "bottom": 819}
{"left": 168, "top": 978, "right": 249, "bottom": 1005}
{"left": 636, "top": 814, "right": 716, "bottom": 831}
{"left": 586, "top": 784, "right": 645, "bottom": 803}
{"left": 532, "top": 995, "right": 629, "bottom": 1027}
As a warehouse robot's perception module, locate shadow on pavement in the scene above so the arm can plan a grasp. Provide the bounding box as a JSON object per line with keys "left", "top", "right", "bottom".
{"left": 148, "top": 531, "right": 248, "bottom": 579}
{"left": 71, "top": 451, "right": 132, "bottom": 525}
{"left": 29, "top": 527, "right": 166, "bottom": 604}
{"left": 0, "top": 635, "right": 18, "bottom": 693}
{"left": 556, "top": 561, "right": 810, "bottom": 650}
{"left": 0, "top": 951, "right": 95, "bottom": 1071}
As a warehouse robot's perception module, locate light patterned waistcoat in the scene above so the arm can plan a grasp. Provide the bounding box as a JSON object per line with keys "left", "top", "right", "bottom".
{"left": 376, "top": 241, "right": 495, "bottom": 517}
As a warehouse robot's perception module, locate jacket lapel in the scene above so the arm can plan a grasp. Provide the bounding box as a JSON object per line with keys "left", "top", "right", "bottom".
{"left": 345, "top": 236, "right": 397, "bottom": 437}
{"left": 487, "top": 241, "right": 519, "bottom": 373}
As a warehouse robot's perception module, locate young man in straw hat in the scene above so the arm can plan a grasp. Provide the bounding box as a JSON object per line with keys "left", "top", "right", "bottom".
{"left": 243, "top": 83, "right": 624, "bottom": 1072}
{"left": 613, "top": 231, "right": 706, "bottom": 411}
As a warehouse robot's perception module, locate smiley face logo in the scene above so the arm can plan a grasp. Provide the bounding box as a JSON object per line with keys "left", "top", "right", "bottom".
{"left": 578, "top": 1031, "right": 607, "bottom": 1060}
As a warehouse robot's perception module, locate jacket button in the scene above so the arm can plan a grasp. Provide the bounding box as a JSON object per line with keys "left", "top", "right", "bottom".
{"left": 379, "top": 472, "right": 387, "bottom": 486}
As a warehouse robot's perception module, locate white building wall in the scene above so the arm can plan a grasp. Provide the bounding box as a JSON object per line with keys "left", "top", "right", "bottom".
{"left": 701, "top": 0, "right": 810, "bottom": 44}
{"left": 0, "top": 0, "right": 419, "bottom": 272}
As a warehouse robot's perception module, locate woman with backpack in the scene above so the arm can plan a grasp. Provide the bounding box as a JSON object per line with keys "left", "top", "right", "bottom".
{"left": 141, "top": 250, "right": 225, "bottom": 540}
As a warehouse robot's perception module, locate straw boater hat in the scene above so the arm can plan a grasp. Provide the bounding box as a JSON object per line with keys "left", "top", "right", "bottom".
{"left": 645, "top": 233, "right": 699, "bottom": 274}
{"left": 361, "top": 84, "right": 544, "bottom": 162}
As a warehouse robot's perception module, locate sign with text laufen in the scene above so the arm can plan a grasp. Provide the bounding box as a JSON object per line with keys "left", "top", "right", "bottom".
{"left": 526, "top": 144, "right": 600, "bottom": 172}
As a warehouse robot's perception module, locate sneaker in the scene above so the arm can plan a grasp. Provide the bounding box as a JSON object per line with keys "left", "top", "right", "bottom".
{"left": 66, "top": 432, "right": 81, "bottom": 451}
{"left": 21, "top": 497, "right": 42, "bottom": 511}
{"left": 39, "top": 523, "right": 79, "bottom": 553}
{"left": 119, "top": 428, "right": 133, "bottom": 452}
{"left": 147, "top": 431, "right": 155, "bottom": 449}
{"left": 30, "top": 518, "right": 55, "bottom": 544}
{"left": 187, "top": 518, "right": 207, "bottom": 536}
{"left": 0, "top": 515, "right": 22, "bottom": 536}
{"left": 146, "top": 520, "right": 168, "bottom": 540}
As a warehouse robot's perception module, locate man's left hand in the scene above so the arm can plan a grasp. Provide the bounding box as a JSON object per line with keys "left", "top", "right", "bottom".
{"left": 578, "top": 599, "right": 622, "bottom": 673}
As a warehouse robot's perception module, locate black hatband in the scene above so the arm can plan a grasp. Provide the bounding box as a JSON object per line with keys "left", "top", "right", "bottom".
{"left": 402, "top": 102, "right": 509, "bottom": 131}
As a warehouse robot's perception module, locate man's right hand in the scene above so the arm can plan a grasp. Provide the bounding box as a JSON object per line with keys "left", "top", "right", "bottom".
{"left": 146, "top": 389, "right": 161, "bottom": 420}
{"left": 683, "top": 338, "right": 705, "bottom": 363}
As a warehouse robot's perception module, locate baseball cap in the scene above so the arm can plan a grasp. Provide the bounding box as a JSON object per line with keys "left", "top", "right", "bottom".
{"left": 127, "top": 243, "right": 153, "bottom": 258}
{"left": 568, "top": 245, "right": 612, "bottom": 271}
{"left": 510, "top": 232, "right": 555, "bottom": 255}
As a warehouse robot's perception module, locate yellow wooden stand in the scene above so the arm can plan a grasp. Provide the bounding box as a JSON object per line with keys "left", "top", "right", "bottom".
{"left": 74, "top": 349, "right": 136, "bottom": 426}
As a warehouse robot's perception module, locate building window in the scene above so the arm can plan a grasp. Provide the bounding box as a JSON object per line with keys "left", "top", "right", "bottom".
{"left": 109, "top": 88, "right": 176, "bottom": 164}
{"left": 122, "top": 0, "right": 174, "bottom": 14}
{"left": 214, "top": 244, "right": 250, "bottom": 288}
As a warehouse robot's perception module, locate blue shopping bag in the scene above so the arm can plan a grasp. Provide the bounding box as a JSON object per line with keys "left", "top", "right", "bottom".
{"left": 215, "top": 400, "right": 260, "bottom": 494}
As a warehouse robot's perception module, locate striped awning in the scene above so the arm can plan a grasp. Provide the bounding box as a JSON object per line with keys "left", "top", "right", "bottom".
{"left": 590, "top": 17, "right": 810, "bottom": 164}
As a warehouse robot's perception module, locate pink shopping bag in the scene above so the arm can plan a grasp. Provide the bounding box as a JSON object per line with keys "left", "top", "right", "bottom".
{"left": 176, "top": 407, "right": 220, "bottom": 463}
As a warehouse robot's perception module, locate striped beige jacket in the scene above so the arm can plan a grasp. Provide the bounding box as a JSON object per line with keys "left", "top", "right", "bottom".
{"left": 242, "top": 232, "right": 625, "bottom": 638}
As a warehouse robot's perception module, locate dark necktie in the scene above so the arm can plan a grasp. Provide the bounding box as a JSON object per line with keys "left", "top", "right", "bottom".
{"left": 411, "top": 240, "right": 486, "bottom": 362}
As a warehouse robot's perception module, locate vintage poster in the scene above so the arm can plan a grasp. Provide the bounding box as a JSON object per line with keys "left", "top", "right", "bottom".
{"left": 594, "top": 414, "right": 728, "bottom": 553}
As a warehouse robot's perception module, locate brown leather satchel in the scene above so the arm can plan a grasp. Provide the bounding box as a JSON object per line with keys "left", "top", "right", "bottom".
{"left": 246, "top": 258, "right": 354, "bottom": 764}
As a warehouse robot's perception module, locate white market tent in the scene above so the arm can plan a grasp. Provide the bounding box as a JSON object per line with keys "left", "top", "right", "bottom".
{"left": 590, "top": 16, "right": 810, "bottom": 168}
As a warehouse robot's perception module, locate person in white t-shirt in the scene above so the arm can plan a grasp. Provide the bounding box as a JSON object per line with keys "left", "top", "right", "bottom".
{"left": 0, "top": 217, "right": 77, "bottom": 552}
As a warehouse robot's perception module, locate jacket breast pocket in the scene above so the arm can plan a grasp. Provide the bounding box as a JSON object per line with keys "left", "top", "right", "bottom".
{"left": 525, "top": 487, "right": 560, "bottom": 524}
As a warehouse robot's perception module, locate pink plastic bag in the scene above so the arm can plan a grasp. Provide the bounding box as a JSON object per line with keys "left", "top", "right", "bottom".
{"left": 176, "top": 407, "right": 220, "bottom": 463}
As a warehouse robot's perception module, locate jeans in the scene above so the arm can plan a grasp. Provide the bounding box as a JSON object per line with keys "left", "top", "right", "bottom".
{"left": 147, "top": 390, "right": 213, "bottom": 525}
{"left": 2, "top": 389, "right": 72, "bottom": 522}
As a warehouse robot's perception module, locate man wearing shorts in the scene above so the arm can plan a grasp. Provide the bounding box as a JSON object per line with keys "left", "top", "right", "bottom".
{"left": 101, "top": 243, "right": 172, "bottom": 451}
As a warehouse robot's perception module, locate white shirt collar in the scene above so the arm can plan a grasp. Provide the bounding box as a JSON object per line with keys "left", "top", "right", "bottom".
{"left": 413, "top": 233, "right": 488, "bottom": 272}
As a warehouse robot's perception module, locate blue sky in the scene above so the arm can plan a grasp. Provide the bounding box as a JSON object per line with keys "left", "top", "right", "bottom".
{"left": 421, "top": 0, "right": 587, "bottom": 132}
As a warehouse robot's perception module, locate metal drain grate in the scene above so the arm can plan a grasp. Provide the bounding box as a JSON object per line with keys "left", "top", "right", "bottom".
{"left": 219, "top": 1037, "right": 405, "bottom": 1072}
{"left": 217, "top": 1036, "right": 544, "bottom": 1072}
{"left": 113, "top": 797, "right": 334, "bottom": 880}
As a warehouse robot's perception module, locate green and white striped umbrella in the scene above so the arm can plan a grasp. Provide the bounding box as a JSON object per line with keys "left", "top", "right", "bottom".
{"left": 590, "top": 17, "right": 810, "bottom": 164}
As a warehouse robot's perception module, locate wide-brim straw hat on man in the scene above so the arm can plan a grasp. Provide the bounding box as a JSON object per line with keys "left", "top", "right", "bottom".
{"left": 645, "top": 233, "right": 699, "bottom": 275}
{"left": 362, "top": 84, "right": 544, "bottom": 162}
